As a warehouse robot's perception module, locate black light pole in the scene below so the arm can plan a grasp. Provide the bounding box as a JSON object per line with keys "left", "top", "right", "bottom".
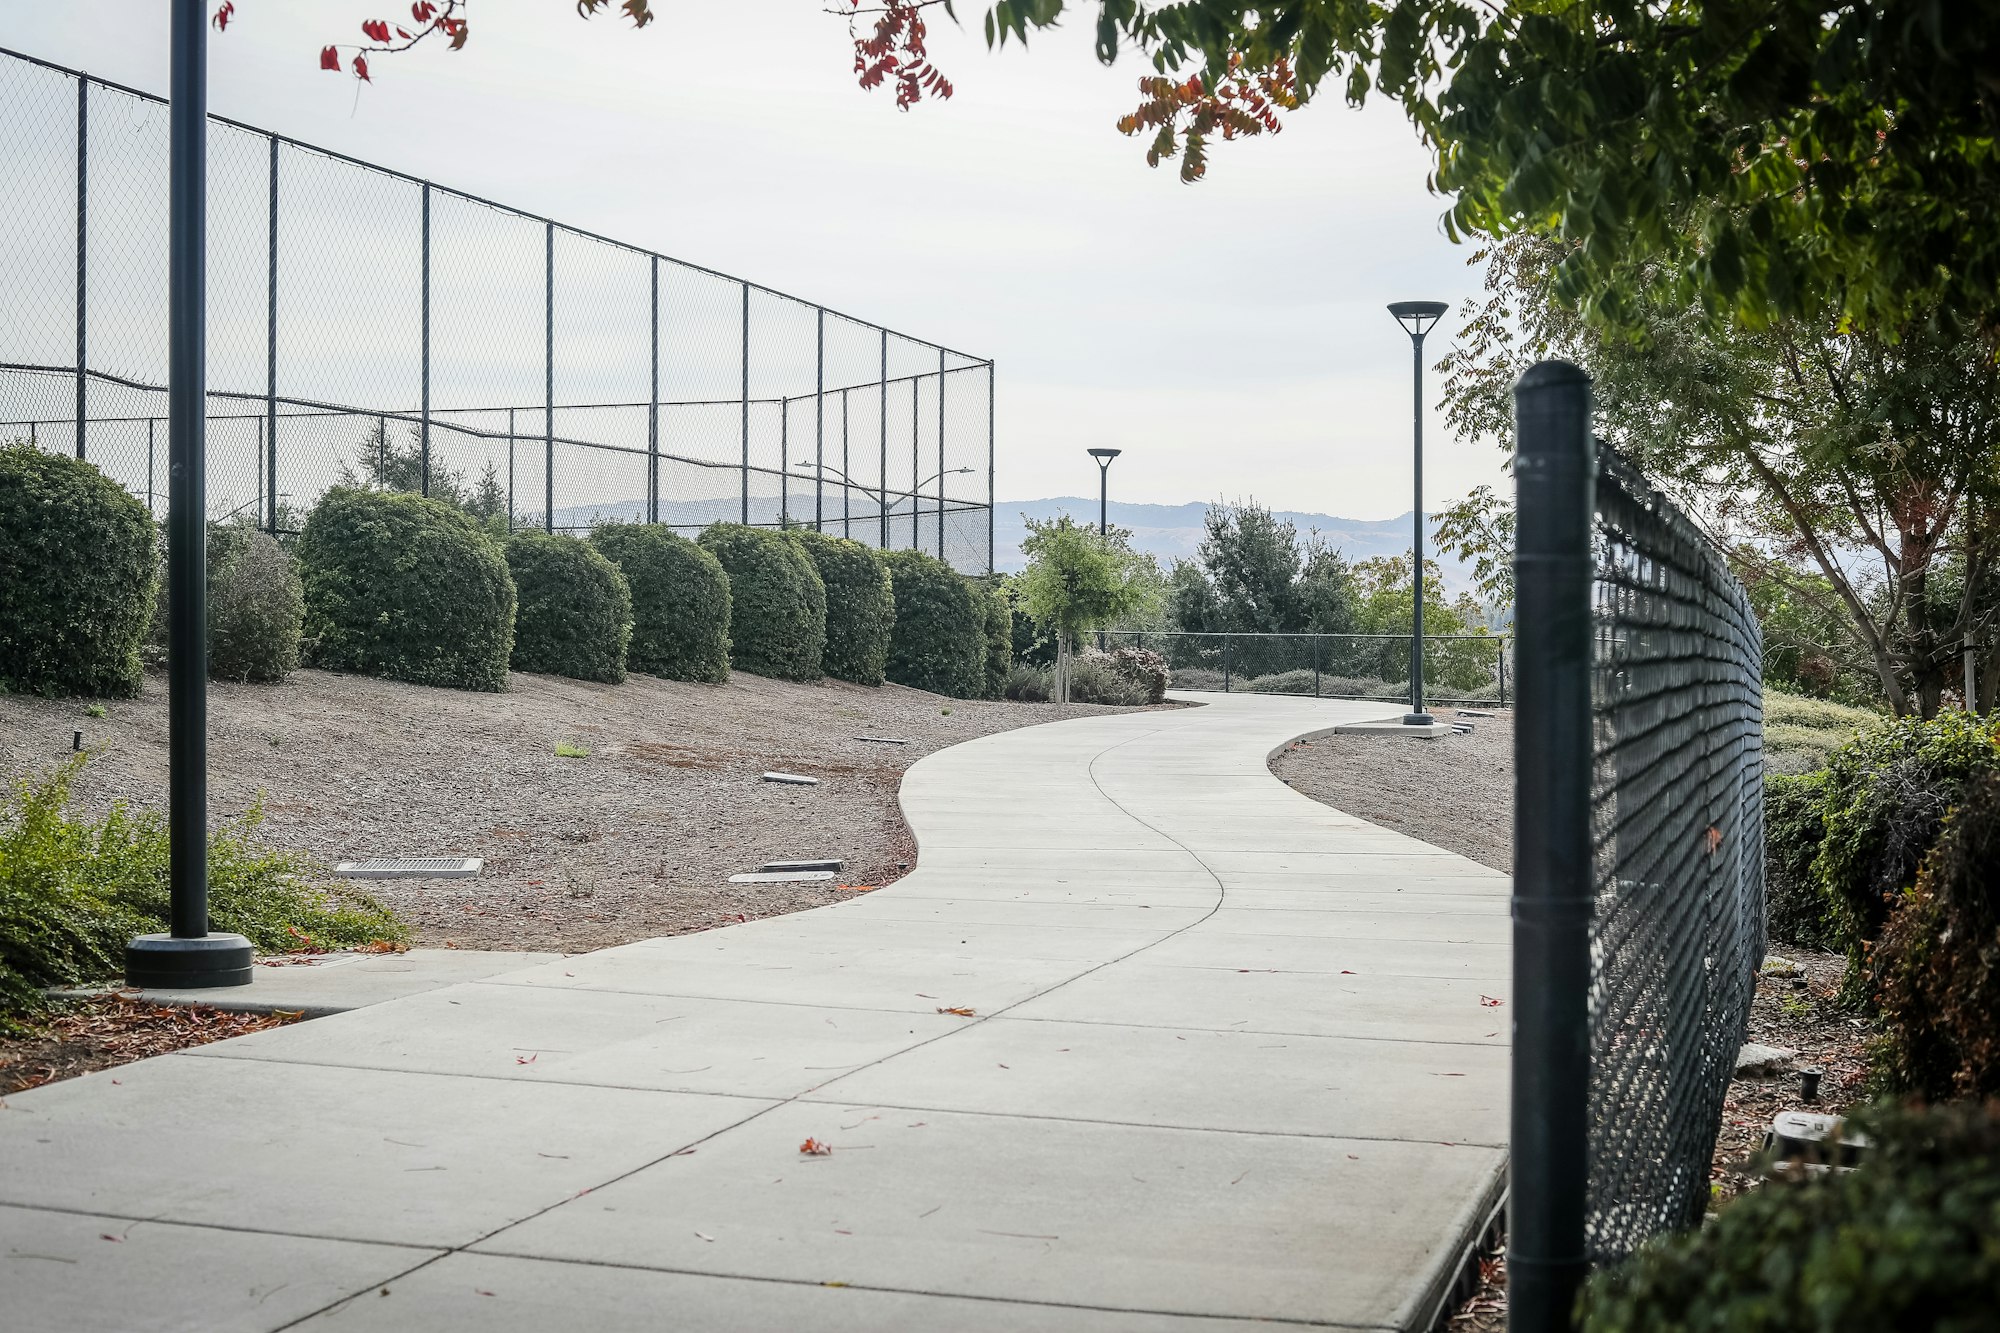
{"left": 1087, "top": 447, "right": 1121, "bottom": 536}
{"left": 1388, "top": 301, "right": 1448, "bottom": 726}
{"left": 127, "top": 0, "right": 253, "bottom": 990}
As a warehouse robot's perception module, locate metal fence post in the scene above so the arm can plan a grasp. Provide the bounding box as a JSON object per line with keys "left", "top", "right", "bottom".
{"left": 265, "top": 134, "right": 278, "bottom": 531}
{"left": 544, "top": 220, "right": 555, "bottom": 532}
{"left": 937, "top": 349, "right": 947, "bottom": 560}
{"left": 841, "top": 388, "right": 851, "bottom": 539}
{"left": 1509, "top": 359, "right": 1596, "bottom": 1333}
{"left": 779, "top": 398, "right": 789, "bottom": 528}
{"left": 420, "top": 180, "right": 431, "bottom": 495}
{"left": 987, "top": 361, "right": 996, "bottom": 577}
{"left": 1314, "top": 635, "right": 1321, "bottom": 698}
{"left": 909, "top": 376, "right": 919, "bottom": 550}
{"left": 740, "top": 283, "right": 750, "bottom": 524}
{"left": 74, "top": 74, "right": 87, "bottom": 460}
{"left": 888, "top": 326, "right": 896, "bottom": 544}
{"left": 1224, "top": 636, "right": 1233, "bottom": 692}
{"left": 1498, "top": 636, "right": 1508, "bottom": 709}
{"left": 506, "top": 407, "right": 516, "bottom": 533}
{"left": 648, "top": 254, "right": 660, "bottom": 525}
{"left": 815, "top": 308, "right": 825, "bottom": 532}
{"left": 147, "top": 418, "right": 155, "bottom": 515}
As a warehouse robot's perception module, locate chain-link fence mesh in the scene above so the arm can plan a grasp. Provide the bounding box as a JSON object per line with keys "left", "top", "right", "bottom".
{"left": 1100, "top": 630, "right": 1510, "bottom": 705}
{"left": 0, "top": 46, "right": 996, "bottom": 572}
{"left": 1582, "top": 442, "right": 1764, "bottom": 1261}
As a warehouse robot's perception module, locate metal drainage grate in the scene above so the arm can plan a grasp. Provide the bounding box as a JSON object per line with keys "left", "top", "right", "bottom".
{"left": 334, "top": 857, "right": 483, "bottom": 880}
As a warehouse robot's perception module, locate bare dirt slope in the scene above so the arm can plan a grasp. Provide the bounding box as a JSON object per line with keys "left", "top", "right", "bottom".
{"left": 1, "top": 669, "right": 1141, "bottom": 952}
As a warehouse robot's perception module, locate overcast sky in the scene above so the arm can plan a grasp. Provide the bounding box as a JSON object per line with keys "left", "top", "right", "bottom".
{"left": 7, "top": 0, "right": 1501, "bottom": 519}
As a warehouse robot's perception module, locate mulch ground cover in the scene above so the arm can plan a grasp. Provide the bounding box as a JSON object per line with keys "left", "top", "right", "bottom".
{"left": 0, "top": 994, "right": 301, "bottom": 1099}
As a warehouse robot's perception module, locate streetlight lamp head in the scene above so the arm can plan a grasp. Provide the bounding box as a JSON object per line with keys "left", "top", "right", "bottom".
{"left": 1388, "top": 300, "right": 1449, "bottom": 339}
{"left": 1087, "top": 448, "right": 1123, "bottom": 460}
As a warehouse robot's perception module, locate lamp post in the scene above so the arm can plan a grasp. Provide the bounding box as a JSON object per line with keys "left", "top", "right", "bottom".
{"left": 1388, "top": 300, "right": 1448, "bottom": 727}
{"left": 1087, "top": 447, "right": 1122, "bottom": 536}
{"left": 127, "top": 0, "right": 252, "bottom": 989}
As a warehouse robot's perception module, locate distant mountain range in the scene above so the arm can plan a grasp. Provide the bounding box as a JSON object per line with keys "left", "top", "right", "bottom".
{"left": 544, "top": 493, "right": 1475, "bottom": 594}
{"left": 994, "top": 497, "right": 1473, "bottom": 590}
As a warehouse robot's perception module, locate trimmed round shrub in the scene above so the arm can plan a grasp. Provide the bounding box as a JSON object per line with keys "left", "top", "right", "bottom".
{"left": 0, "top": 442, "right": 156, "bottom": 697}
{"left": 697, "top": 524, "right": 825, "bottom": 682}
{"left": 881, "top": 550, "right": 984, "bottom": 699}
{"left": 505, "top": 531, "right": 632, "bottom": 684}
{"left": 1580, "top": 1100, "right": 2000, "bottom": 1333}
{"left": 149, "top": 522, "right": 305, "bottom": 683}
{"left": 296, "top": 487, "right": 515, "bottom": 692}
{"left": 979, "top": 581, "right": 1012, "bottom": 700}
{"left": 589, "top": 524, "right": 730, "bottom": 684}
{"left": 1875, "top": 772, "right": 2000, "bottom": 1099}
{"left": 792, "top": 530, "right": 891, "bottom": 686}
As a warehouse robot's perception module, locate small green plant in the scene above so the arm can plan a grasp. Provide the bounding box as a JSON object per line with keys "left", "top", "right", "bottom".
{"left": 554, "top": 739, "right": 591, "bottom": 758}
{"left": 1580, "top": 1101, "right": 2000, "bottom": 1332}
{"left": 941, "top": 707, "right": 952, "bottom": 715}
{"left": 0, "top": 756, "right": 403, "bottom": 1028}
{"left": 84, "top": 704, "right": 106, "bottom": 719}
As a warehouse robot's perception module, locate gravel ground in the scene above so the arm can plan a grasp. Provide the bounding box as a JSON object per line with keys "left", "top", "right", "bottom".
{"left": 1271, "top": 709, "right": 1513, "bottom": 871}
{"left": 1, "top": 668, "right": 1151, "bottom": 953}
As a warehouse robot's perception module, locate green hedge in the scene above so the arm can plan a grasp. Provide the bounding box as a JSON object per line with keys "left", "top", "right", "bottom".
{"left": 589, "top": 524, "right": 731, "bottom": 683}
{"left": 978, "top": 581, "right": 1011, "bottom": 700}
{"left": 296, "top": 487, "right": 516, "bottom": 692}
{"left": 1581, "top": 1101, "right": 2000, "bottom": 1333}
{"left": 505, "top": 531, "right": 632, "bottom": 684}
{"left": 880, "top": 550, "right": 985, "bottom": 698}
{"left": 1763, "top": 771, "right": 1837, "bottom": 950}
{"left": 792, "top": 530, "right": 893, "bottom": 685}
{"left": 698, "top": 524, "right": 825, "bottom": 681}
{"left": 0, "top": 442, "right": 157, "bottom": 697}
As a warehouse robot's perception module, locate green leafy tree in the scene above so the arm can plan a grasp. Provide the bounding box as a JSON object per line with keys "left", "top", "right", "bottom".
{"left": 1433, "top": 484, "right": 1515, "bottom": 614}
{"left": 1441, "top": 232, "right": 2000, "bottom": 717}
{"left": 1350, "top": 553, "right": 1493, "bottom": 690}
{"left": 1016, "top": 514, "right": 1154, "bottom": 701}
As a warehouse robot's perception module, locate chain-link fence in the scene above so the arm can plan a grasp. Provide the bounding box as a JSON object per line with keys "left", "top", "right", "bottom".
{"left": 1510, "top": 362, "right": 1764, "bottom": 1332}
{"left": 0, "top": 46, "right": 996, "bottom": 573}
{"left": 1100, "top": 630, "right": 1509, "bottom": 705}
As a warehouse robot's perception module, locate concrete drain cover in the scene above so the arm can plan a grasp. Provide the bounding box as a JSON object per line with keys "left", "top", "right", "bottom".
{"left": 334, "top": 857, "right": 483, "bottom": 880}
{"left": 728, "top": 870, "right": 836, "bottom": 884}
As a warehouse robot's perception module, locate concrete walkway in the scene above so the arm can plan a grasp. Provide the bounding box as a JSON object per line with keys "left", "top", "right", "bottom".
{"left": 0, "top": 692, "right": 1511, "bottom": 1332}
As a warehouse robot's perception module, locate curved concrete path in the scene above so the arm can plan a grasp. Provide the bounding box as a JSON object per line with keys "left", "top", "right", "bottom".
{"left": 0, "top": 692, "right": 1511, "bottom": 1332}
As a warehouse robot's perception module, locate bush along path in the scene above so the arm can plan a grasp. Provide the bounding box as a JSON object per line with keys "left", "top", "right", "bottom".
{"left": 0, "top": 691, "right": 1524, "bottom": 1332}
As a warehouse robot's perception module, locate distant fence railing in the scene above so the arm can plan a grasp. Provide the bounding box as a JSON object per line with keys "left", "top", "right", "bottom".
{"left": 1509, "top": 362, "right": 1765, "bottom": 1331}
{"left": 0, "top": 45, "right": 995, "bottom": 573}
{"left": 1100, "top": 629, "right": 1510, "bottom": 707}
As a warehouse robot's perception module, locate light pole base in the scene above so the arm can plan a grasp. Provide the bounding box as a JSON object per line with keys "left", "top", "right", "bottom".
{"left": 125, "top": 933, "right": 254, "bottom": 989}
{"left": 1402, "top": 712, "right": 1436, "bottom": 726}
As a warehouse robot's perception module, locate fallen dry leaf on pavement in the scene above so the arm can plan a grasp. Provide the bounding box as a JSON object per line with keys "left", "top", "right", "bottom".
{"left": 1479, "top": 995, "right": 1504, "bottom": 1007}
{"left": 936, "top": 1006, "right": 975, "bottom": 1017}
{"left": 800, "top": 1137, "right": 833, "bottom": 1156}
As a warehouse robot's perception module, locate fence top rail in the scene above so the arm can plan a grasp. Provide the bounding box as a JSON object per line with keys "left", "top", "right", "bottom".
{"left": 0, "top": 43, "right": 991, "bottom": 370}
{"left": 1104, "top": 629, "right": 1509, "bottom": 642}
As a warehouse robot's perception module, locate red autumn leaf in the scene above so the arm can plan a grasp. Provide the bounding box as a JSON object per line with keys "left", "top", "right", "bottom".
{"left": 412, "top": 1, "right": 436, "bottom": 20}
{"left": 211, "top": 2, "right": 234, "bottom": 32}
{"left": 515, "top": 1052, "right": 537, "bottom": 1065}
{"left": 354, "top": 54, "right": 372, "bottom": 82}
{"left": 396, "top": 27, "right": 412, "bottom": 39}
{"left": 1479, "top": 994, "right": 1504, "bottom": 1007}
{"left": 799, "top": 1137, "right": 833, "bottom": 1156}
{"left": 361, "top": 19, "right": 392, "bottom": 43}
{"left": 319, "top": 45, "right": 341, "bottom": 71}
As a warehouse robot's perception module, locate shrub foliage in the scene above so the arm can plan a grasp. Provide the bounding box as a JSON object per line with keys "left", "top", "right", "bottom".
{"left": 1, "top": 757, "right": 403, "bottom": 1027}
{"left": 1067, "top": 650, "right": 1152, "bottom": 705}
{"left": 698, "top": 524, "right": 826, "bottom": 681}
{"left": 1876, "top": 773, "right": 2000, "bottom": 1100}
{"left": 1762, "top": 771, "right": 1838, "bottom": 950}
{"left": 1580, "top": 1101, "right": 2000, "bottom": 1333}
{"left": 881, "top": 551, "right": 985, "bottom": 698}
{"left": 153, "top": 522, "right": 305, "bottom": 683}
{"left": 1108, "top": 645, "right": 1169, "bottom": 704}
{"left": 590, "top": 524, "right": 731, "bottom": 683}
{"left": 297, "top": 487, "right": 516, "bottom": 691}
{"left": 505, "top": 531, "right": 633, "bottom": 683}
{"left": 791, "top": 531, "right": 892, "bottom": 686}
{"left": 0, "top": 442, "right": 157, "bottom": 697}
{"left": 979, "top": 581, "right": 1012, "bottom": 700}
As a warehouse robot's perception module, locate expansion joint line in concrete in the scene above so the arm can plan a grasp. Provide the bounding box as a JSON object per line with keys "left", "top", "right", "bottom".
{"left": 274, "top": 718, "right": 1284, "bottom": 1330}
